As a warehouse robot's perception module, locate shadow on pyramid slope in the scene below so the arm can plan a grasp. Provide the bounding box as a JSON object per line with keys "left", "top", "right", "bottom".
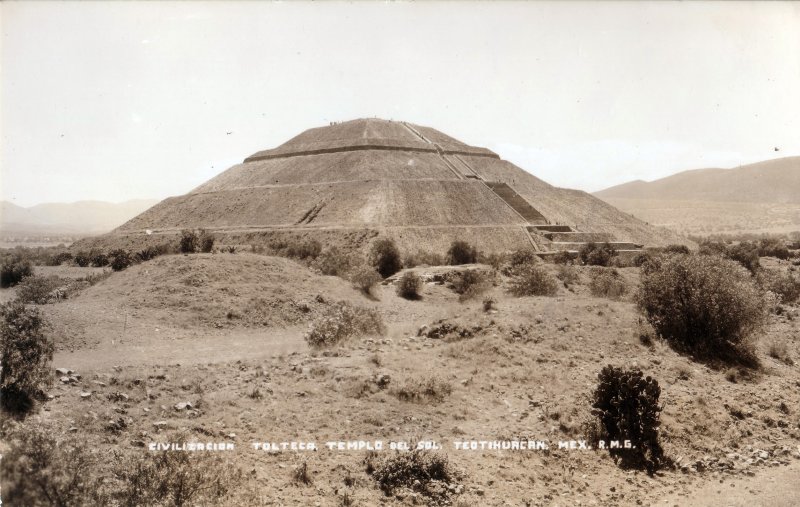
{"left": 77, "top": 118, "right": 688, "bottom": 254}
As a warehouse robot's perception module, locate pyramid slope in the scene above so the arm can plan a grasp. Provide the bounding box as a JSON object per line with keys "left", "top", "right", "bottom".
{"left": 93, "top": 118, "right": 686, "bottom": 254}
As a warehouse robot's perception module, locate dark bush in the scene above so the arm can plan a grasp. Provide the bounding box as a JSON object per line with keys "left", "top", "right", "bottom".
{"left": 508, "top": 264, "right": 558, "bottom": 297}
{"left": 109, "top": 249, "right": 133, "bottom": 272}
{"left": 180, "top": 229, "right": 199, "bottom": 254}
{"left": 1, "top": 302, "right": 54, "bottom": 413}
{"left": 396, "top": 272, "right": 423, "bottom": 300}
{"left": 447, "top": 240, "right": 478, "bottom": 265}
{"left": 1, "top": 259, "right": 33, "bottom": 288}
{"left": 637, "top": 254, "right": 767, "bottom": 366}
{"left": 369, "top": 238, "right": 402, "bottom": 278}
{"left": 316, "top": 246, "right": 356, "bottom": 276}
{"left": 590, "top": 366, "right": 665, "bottom": 474}
{"left": 698, "top": 240, "right": 729, "bottom": 257}
{"left": 579, "top": 242, "right": 618, "bottom": 267}
{"left": 90, "top": 251, "right": 109, "bottom": 267}
{"left": 727, "top": 241, "right": 760, "bottom": 274}
{"left": 198, "top": 229, "right": 215, "bottom": 253}
{"left": 135, "top": 247, "right": 160, "bottom": 263}
{"left": 588, "top": 268, "right": 628, "bottom": 300}
{"left": 758, "top": 238, "right": 790, "bottom": 260}
{"left": 350, "top": 266, "right": 382, "bottom": 296}
{"left": 450, "top": 269, "right": 492, "bottom": 301}
{"left": 47, "top": 252, "right": 73, "bottom": 266}
{"left": 74, "top": 251, "right": 91, "bottom": 267}
{"left": 371, "top": 450, "right": 460, "bottom": 503}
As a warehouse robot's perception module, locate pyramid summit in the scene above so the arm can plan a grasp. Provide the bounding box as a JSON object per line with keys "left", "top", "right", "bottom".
{"left": 85, "top": 118, "right": 685, "bottom": 253}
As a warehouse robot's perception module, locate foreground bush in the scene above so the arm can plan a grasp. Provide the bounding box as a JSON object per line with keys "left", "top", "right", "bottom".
{"left": 393, "top": 376, "right": 452, "bottom": 403}
{"left": 588, "top": 268, "right": 628, "bottom": 300}
{"left": 284, "top": 239, "right": 322, "bottom": 260}
{"left": 1, "top": 302, "right": 54, "bottom": 413}
{"left": 369, "top": 238, "right": 402, "bottom": 278}
{"left": 396, "top": 271, "right": 423, "bottom": 300}
{"left": 304, "top": 302, "right": 385, "bottom": 347}
{"left": 315, "top": 246, "right": 356, "bottom": 276}
{"left": 590, "top": 366, "right": 665, "bottom": 475}
{"left": 637, "top": 254, "right": 768, "bottom": 365}
{"left": 579, "top": 242, "right": 618, "bottom": 267}
{"left": 449, "top": 269, "right": 492, "bottom": 301}
{"left": 447, "top": 240, "right": 478, "bottom": 265}
{"left": 371, "top": 450, "right": 460, "bottom": 503}
{"left": 757, "top": 268, "right": 800, "bottom": 304}
{"left": 1, "top": 259, "right": 33, "bottom": 288}
{"left": 16, "top": 276, "right": 65, "bottom": 304}
{"left": 350, "top": 266, "right": 382, "bottom": 296}
{"left": 508, "top": 264, "right": 558, "bottom": 297}
{"left": 180, "top": 229, "right": 199, "bottom": 253}
{"left": 758, "top": 238, "right": 790, "bottom": 260}
{"left": 198, "top": 229, "right": 215, "bottom": 253}
{"left": 109, "top": 249, "right": 133, "bottom": 272}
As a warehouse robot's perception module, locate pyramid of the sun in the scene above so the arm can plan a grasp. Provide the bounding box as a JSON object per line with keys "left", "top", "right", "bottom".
{"left": 100, "top": 118, "right": 684, "bottom": 253}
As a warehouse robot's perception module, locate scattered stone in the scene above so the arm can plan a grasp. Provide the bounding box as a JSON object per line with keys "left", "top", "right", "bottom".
{"left": 80, "top": 391, "right": 92, "bottom": 399}
{"left": 153, "top": 421, "right": 168, "bottom": 429}
{"left": 174, "top": 402, "right": 193, "bottom": 411}
{"left": 55, "top": 368, "right": 73, "bottom": 375}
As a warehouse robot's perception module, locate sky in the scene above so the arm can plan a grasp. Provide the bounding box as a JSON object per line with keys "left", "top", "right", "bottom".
{"left": 1, "top": 1, "right": 799, "bottom": 207}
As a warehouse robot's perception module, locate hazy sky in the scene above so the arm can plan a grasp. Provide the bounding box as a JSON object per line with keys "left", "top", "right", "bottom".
{"left": 2, "top": 1, "right": 798, "bottom": 207}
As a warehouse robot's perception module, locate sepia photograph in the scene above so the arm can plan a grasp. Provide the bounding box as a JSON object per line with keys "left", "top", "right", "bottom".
{"left": 1, "top": 1, "right": 799, "bottom": 505}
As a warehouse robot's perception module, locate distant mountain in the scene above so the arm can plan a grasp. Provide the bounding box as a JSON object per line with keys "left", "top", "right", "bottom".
{"left": 1, "top": 199, "right": 159, "bottom": 236}
{"left": 595, "top": 156, "right": 800, "bottom": 204}
{"left": 593, "top": 157, "right": 800, "bottom": 235}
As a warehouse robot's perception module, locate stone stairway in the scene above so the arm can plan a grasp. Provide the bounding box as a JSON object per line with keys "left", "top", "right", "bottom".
{"left": 485, "top": 182, "right": 548, "bottom": 224}
{"left": 527, "top": 224, "right": 643, "bottom": 259}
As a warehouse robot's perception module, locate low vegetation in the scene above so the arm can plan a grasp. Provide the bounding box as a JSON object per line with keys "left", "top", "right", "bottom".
{"left": 579, "top": 242, "right": 618, "bottom": 267}
{"left": 637, "top": 253, "right": 768, "bottom": 366}
{"left": 1, "top": 259, "right": 33, "bottom": 288}
{"left": 447, "top": 240, "right": 478, "bottom": 265}
{"left": 508, "top": 264, "right": 558, "bottom": 297}
{"left": 393, "top": 375, "right": 452, "bottom": 403}
{"left": 370, "top": 450, "right": 461, "bottom": 503}
{"left": 396, "top": 271, "right": 423, "bottom": 300}
{"left": 369, "top": 238, "right": 402, "bottom": 278}
{"left": 304, "top": 301, "right": 385, "bottom": 348}
{"left": 588, "top": 267, "right": 628, "bottom": 300}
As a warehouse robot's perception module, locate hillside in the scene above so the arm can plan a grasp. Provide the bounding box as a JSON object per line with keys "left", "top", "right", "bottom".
{"left": 594, "top": 157, "right": 800, "bottom": 235}
{"left": 1, "top": 199, "right": 159, "bottom": 235}
{"left": 595, "top": 157, "right": 800, "bottom": 204}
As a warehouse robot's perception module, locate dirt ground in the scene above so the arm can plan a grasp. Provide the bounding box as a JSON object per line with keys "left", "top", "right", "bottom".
{"left": 3, "top": 252, "right": 800, "bottom": 506}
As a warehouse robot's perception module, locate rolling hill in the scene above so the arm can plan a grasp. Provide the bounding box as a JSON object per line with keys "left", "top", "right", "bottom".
{"left": 1, "top": 199, "right": 159, "bottom": 236}
{"left": 594, "top": 157, "right": 800, "bottom": 235}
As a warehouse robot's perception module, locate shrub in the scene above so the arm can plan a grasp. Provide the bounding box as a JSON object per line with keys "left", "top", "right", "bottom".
{"left": 590, "top": 366, "right": 665, "bottom": 475}
{"left": 1, "top": 259, "right": 33, "bottom": 288}
{"left": 135, "top": 247, "right": 160, "bottom": 263}
{"left": 588, "top": 268, "right": 628, "bottom": 300}
{"left": 304, "top": 302, "right": 385, "bottom": 348}
{"left": 369, "top": 238, "right": 402, "bottom": 278}
{"left": 393, "top": 376, "right": 452, "bottom": 403}
{"left": 285, "top": 239, "right": 322, "bottom": 260}
{"left": 508, "top": 264, "right": 558, "bottom": 297}
{"left": 637, "top": 254, "right": 767, "bottom": 366}
{"left": 109, "top": 249, "right": 133, "bottom": 272}
{"left": 447, "top": 240, "right": 478, "bottom": 265}
{"left": 551, "top": 250, "right": 574, "bottom": 265}
{"left": 757, "top": 268, "right": 800, "bottom": 304}
{"left": 0, "top": 425, "right": 105, "bottom": 505}
{"left": 727, "top": 241, "right": 760, "bottom": 273}
{"left": 482, "top": 297, "right": 496, "bottom": 312}
{"left": 758, "top": 238, "right": 790, "bottom": 260}
{"left": 450, "top": 269, "right": 492, "bottom": 301}
{"left": 180, "top": 229, "right": 199, "bottom": 253}
{"left": 48, "top": 252, "right": 73, "bottom": 266}
{"left": 396, "top": 272, "right": 423, "bottom": 300}
{"left": 316, "top": 247, "right": 356, "bottom": 276}
{"left": 767, "top": 339, "right": 794, "bottom": 365}
{"left": 579, "top": 242, "right": 617, "bottom": 267}
{"left": 1, "top": 302, "right": 54, "bottom": 413}
{"left": 198, "top": 229, "right": 215, "bottom": 253}
{"left": 698, "top": 240, "right": 729, "bottom": 257}
{"left": 90, "top": 251, "right": 110, "bottom": 267}
{"left": 74, "top": 251, "right": 91, "bottom": 267}
{"left": 16, "top": 276, "right": 64, "bottom": 304}
{"left": 292, "top": 461, "right": 313, "bottom": 486}
{"left": 350, "top": 266, "right": 382, "bottom": 296}
{"left": 371, "top": 450, "right": 460, "bottom": 503}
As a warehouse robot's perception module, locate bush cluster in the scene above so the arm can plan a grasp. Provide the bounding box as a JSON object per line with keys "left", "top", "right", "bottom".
{"left": 350, "top": 266, "right": 383, "bottom": 296}
{"left": 757, "top": 268, "right": 800, "bottom": 304}
{"left": 637, "top": 254, "right": 767, "bottom": 365}
{"left": 590, "top": 366, "right": 665, "bottom": 474}
{"left": 1, "top": 259, "right": 33, "bottom": 288}
{"left": 304, "top": 301, "right": 385, "bottom": 348}
{"left": 508, "top": 264, "right": 558, "bottom": 297}
{"left": 371, "top": 450, "right": 460, "bottom": 503}
{"left": 579, "top": 242, "right": 618, "bottom": 267}
{"left": 700, "top": 240, "right": 760, "bottom": 273}
{"left": 1, "top": 302, "right": 54, "bottom": 413}
{"left": 588, "top": 268, "right": 628, "bottom": 300}
{"left": 16, "top": 276, "right": 65, "bottom": 304}
{"left": 757, "top": 238, "right": 790, "bottom": 260}
{"left": 449, "top": 269, "right": 493, "bottom": 301}
{"left": 403, "top": 250, "right": 445, "bottom": 268}
{"left": 370, "top": 238, "right": 402, "bottom": 278}
{"left": 447, "top": 240, "right": 478, "bottom": 265}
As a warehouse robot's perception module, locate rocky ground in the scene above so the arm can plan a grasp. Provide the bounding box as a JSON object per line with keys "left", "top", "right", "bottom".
{"left": 2, "top": 252, "right": 800, "bottom": 506}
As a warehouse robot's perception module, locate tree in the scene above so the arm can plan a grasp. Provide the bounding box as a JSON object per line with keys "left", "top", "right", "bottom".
{"left": 1, "top": 302, "right": 54, "bottom": 413}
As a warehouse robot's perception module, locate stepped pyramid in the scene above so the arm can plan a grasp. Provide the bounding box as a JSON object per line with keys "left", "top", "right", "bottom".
{"left": 88, "top": 118, "right": 684, "bottom": 254}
